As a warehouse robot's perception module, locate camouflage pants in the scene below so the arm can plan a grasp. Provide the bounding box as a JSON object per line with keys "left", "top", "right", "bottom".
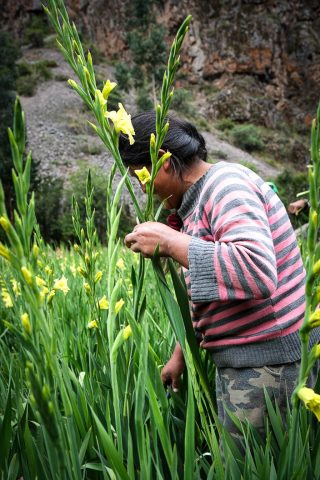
{"left": 215, "top": 361, "right": 319, "bottom": 438}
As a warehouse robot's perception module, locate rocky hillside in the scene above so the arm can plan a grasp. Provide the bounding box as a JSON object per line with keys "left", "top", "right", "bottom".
{"left": 2, "top": 0, "right": 319, "bottom": 133}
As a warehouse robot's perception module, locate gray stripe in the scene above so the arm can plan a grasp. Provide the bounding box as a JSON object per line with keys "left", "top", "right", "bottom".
{"left": 278, "top": 264, "right": 304, "bottom": 287}
{"left": 217, "top": 244, "right": 239, "bottom": 301}
{"left": 274, "top": 227, "right": 294, "bottom": 246}
{"left": 268, "top": 200, "right": 284, "bottom": 217}
{"left": 269, "top": 212, "right": 290, "bottom": 232}
{"left": 278, "top": 252, "right": 302, "bottom": 274}
{"left": 235, "top": 247, "right": 276, "bottom": 297}
{"left": 276, "top": 239, "right": 297, "bottom": 260}
{"left": 228, "top": 246, "right": 254, "bottom": 298}
{"left": 211, "top": 200, "right": 270, "bottom": 230}
{"left": 197, "top": 298, "right": 274, "bottom": 330}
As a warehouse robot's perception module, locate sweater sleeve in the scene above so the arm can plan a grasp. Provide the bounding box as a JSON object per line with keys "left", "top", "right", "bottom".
{"left": 188, "top": 175, "right": 277, "bottom": 303}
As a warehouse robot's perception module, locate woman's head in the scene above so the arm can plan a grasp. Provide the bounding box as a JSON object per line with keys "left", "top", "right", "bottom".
{"left": 118, "top": 111, "right": 207, "bottom": 177}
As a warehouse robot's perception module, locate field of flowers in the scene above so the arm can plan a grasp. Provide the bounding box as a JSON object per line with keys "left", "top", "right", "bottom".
{"left": 1, "top": 0, "right": 320, "bottom": 478}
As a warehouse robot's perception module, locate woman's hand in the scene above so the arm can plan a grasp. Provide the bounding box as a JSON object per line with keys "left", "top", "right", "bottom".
{"left": 161, "top": 343, "right": 185, "bottom": 392}
{"left": 124, "top": 222, "right": 191, "bottom": 267}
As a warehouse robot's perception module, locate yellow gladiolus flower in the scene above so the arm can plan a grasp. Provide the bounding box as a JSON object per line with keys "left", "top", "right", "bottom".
{"left": 102, "top": 79, "right": 117, "bottom": 99}
{"left": 115, "top": 298, "right": 125, "bottom": 314}
{"left": 123, "top": 325, "right": 132, "bottom": 340}
{"left": 84, "top": 282, "right": 91, "bottom": 293}
{"left": 21, "top": 313, "right": 32, "bottom": 335}
{"left": 298, "top": 387, "right": 320, "bottom": 421}
{"left": 99, "top": 295, "right": 109, "bottom": 310}
{"left": 0, "top": 216, "right": 10, "bottom": 232}
{"left": 1, "top": 289, "right": 13, "bottom": 308}
{"left": 53, "top": 276, "right": 70, "bottom": 295}
{"left": 309, "top": 309, "right": 320, "bottom": 329}
{"left": 105, "top": 103, "right": 135, "bottom": 145}
{"left": 0, "top": 243, "right": 10, "bottom": 261}
{"left": 88, "top": 319, "right": 98, "bottom": 329}
{"left": 21, "top": 266, "right": 33, "bottom": 286}
{"left": 134, "top": 167, "right": 151, "bottom": 185}
{"left": 116, "top": 258, "right": 125, "bottom": 270}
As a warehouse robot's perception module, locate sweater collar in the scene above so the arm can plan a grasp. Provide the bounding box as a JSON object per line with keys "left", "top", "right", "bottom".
{"left": 177, "top": 165, "right": 215, "bottom": 220}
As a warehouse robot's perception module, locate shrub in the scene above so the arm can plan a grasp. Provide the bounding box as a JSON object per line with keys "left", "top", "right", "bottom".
{"left": 23, "top": 14, "right": 51, "bottom": 47}
{"left": 232, "top": 124, "right": 265, "bottom": 152}
{"left": 115, "top": 62, "right": 132, "bottom": 92}
{"left": 274, "top": 169, "right": 309, "bottom": 229}
{"left": 170, "top": 88, "right": 195, "bottom": 116}
{"left": 16, "top": 60, "right": 53, "bottom": 96}
{"left": 136, "top": 85, "right": 153, "bottom": 112}
{"left": 215, "top": 117, "right": 235, "bottom": 131}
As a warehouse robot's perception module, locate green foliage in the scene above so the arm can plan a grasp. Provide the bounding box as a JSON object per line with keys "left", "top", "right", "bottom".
{"left": 34, "top": 165, "right": 134, "bottom": 243}
{"left": 0, "top": 31, "right": 21, "bottom": 223}
{"left": 123, "top": 0, "right": 167, "bottom": 109}
{"left": 114, "top": 62, "right": 132, "bottom": 92}
{"left": 232, "top": 124, "right": 265, "bottom": 152}
{"left": 16, "top": 60, "right": 54, "bottom": 96}
{"left": 215, "top": 117, "right": 235, "bottom": 131}
{"left": 23, "top": 14, "right": 51, "bottom": 47}
{"left": 275, "top": 169, "right": 309, "bottom": 229}
{"left": 136, "top": 85, "right": 154, "bottom": 112}
{"left": 170, "top": 88, "right": 195, "bottom": 116}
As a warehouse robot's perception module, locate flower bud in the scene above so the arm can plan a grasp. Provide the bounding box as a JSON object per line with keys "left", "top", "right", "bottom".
{"left": 77, "top": 266, "right": 87, "bottom": 278}
{"left": 309, "top": 309, "right": 320, "bottom": 329}
{"left": 313, "top": 260, "right": 320, "bottom": 276}
{"left": 68, "top": 79, "right": 78, "bottom": 89}
{"left": 123, "top": 325, "right": 132, "bottom": 340}
{"left": 21, "top": 266, "right": 33, "bottom": 286}
{"left": 0, "top": 216, "right": 10, "bottom": 233}
{"left": 21, "top": 313, "right": 32, "bottom": 334}
{"left": 74, "top": 244, "right": 80, "bottom": 253}
{"left": 94, "top": 271, "right": 103, "bottom": 283}
{"left": 32, "top": 244, "right": 39, "bottom": 258}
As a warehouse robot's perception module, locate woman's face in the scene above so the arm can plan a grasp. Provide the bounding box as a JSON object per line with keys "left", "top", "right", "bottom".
{"left": 130, "top": 162, "right": 183, "bottom": 209}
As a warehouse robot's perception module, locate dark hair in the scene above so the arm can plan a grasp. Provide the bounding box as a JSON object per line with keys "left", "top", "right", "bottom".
{"left": 118, "top": 111, "right": 207, "bottom": 176}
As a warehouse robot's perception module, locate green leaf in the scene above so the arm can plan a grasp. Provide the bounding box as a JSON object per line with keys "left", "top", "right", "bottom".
{"left": 90, "top": 409, "right": 130, "bottom": 480}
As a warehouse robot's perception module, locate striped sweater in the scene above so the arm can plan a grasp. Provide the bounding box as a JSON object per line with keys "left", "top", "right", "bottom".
{"left": 177, "top": 161, "right": 319, "bottom": 368}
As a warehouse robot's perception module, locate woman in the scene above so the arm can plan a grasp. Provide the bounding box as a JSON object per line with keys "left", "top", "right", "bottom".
{"left": 120, "top": 111, "right": 319, "bottom": 438}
